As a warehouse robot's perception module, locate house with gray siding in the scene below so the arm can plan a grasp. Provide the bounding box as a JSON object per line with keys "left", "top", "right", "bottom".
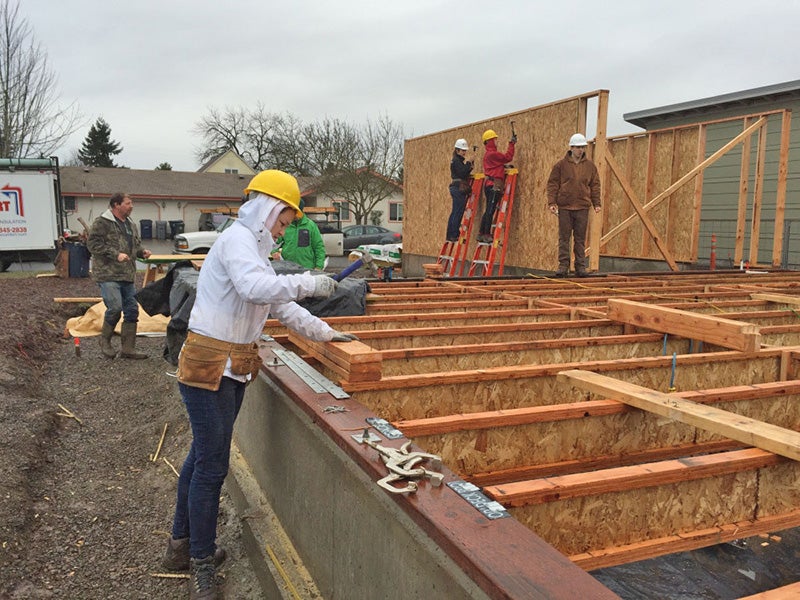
{"left": 625, "top": 80, "right": 800, "bottom": 268}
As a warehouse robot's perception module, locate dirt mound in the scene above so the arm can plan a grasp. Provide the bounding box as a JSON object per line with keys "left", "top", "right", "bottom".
{"left": 0, "top": 274, "right": 262, "bottom": 599}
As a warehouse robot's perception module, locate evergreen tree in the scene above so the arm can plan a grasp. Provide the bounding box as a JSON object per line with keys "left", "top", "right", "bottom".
{"left": 77, "top": 117, "right": 122, "bottom": 167}
{"left": 155, "top": 162, "right": 172, "bottom": 170}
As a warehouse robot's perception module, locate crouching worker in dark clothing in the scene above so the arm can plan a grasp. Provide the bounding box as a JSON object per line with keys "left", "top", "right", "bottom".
{"left": 163, "top": 169, "right": 359, "bottom": 600}
{"left": 87, "top": 192, "right": 151, "bottom": 359}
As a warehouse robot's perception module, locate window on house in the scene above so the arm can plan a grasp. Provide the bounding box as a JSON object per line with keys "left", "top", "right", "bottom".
{"left": 224, "top": 168, "right": 239, "bottom": 174}
{"left": 389, "top": 202, "right": 403, "bottom": 222}
{"left": 63, "top": 196, "right": 76, "bottom": 211}
{"left": 334, "top": 201, "right": 351, "bottom": 222}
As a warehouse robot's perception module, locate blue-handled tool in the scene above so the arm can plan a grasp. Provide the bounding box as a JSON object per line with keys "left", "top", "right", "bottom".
{"left": 332, "top": 251, "right": 374, "bottom": 282}
{"left": 333, "top": 252, "right": 372, "bottom": 281}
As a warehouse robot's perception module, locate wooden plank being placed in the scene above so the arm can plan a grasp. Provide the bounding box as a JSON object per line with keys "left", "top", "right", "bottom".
{"left": 559, "top": 369, "right": 800, "bottom": 461}
{"left": 607, "top": 298, "right": 761, "bottom": 352}
{"left": 288, "top": 334, "right": 382, "bottom": 383}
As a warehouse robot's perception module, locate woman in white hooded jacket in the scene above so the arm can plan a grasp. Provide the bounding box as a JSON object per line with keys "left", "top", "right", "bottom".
{"left": 163, "top": 170, "right": 356, "bottom": 599}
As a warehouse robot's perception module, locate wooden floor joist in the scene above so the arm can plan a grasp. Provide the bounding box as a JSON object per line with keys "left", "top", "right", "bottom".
{"left": 571, "top": 509, "right": 800, "bottom": 570}
{"left": 484, "top": 448, "right": 784, "bottom": 507}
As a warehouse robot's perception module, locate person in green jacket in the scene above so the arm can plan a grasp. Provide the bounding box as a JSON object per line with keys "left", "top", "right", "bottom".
{"left": 275, "top": 200, "right": 327, "bottom": 270}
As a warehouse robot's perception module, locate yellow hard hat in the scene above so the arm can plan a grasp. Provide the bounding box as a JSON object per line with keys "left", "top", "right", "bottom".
{"left": 243, "top": 170, "right": 303, "bottom": 218}
{"left": 482, "top": 129, "right": 498, "bottom": 144}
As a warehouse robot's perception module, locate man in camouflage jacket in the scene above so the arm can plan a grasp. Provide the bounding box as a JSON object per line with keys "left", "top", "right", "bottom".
{"left": 88, "top": 192, "right": 152, "bottom": 359}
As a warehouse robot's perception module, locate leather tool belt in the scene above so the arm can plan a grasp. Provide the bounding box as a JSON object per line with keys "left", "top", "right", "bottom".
{"left": 177, "top": 331, "right": 261, "bottom": 391}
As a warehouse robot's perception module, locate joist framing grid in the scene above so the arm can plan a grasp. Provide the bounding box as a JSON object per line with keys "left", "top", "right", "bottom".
{"left": 266, "top": 271, "right": 800, "bottom": 584}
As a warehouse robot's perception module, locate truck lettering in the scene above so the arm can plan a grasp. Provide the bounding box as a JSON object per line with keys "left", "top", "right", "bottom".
{"left": 1, "top": 184, "right": 24, "bottom": 217}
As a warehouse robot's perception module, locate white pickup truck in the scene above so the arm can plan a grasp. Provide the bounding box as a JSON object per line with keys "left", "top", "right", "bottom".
{"left": 173, "top": 217, "right": 235, "bottom": 254}
{"left": 174, "top": 209, "right": 345, "bottom": 257}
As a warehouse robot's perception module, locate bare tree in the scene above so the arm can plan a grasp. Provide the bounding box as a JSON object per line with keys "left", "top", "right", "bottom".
{"left": 193, "top": 104, "right": 309, "bottom": 173}
{"left": 318, "top": 114, "right": 404, "bottom": 224}
{"left": 194, "top": 108, "right": 405, "bottom": 224}
{"left": 0, "top": 0, "right": 81, "bottom": 157}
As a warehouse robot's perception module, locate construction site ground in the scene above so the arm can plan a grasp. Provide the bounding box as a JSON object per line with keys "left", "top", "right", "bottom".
{"left": 0, "top": 272, "right": 264, "bottom": 599}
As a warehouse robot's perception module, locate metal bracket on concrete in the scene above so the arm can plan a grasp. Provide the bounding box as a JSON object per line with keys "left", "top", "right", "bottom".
{"left": 269, "top": 346, "right": 350, "bottom": 399}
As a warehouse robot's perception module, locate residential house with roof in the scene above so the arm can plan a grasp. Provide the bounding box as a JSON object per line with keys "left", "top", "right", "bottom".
{"left": 623, "top": 79, "right": 800, "bottom": 268}
{"left": 197, "top": 150, "right": 255, "bottom": 176}
{"left": 59, "top": 165, "right": 403, "bottom": 241}
{"left": 59, "top": 166, "right": 252, "bottom": 239}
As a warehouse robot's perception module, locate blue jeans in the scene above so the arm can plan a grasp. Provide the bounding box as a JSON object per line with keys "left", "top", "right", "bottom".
{"left": 171, "top": 378, "right": 245, "bottom": 559}
{"left": 98, "top": 281, "right": 138, "bottom": 326}
{"left": 446, "top": 184, "right": 468, "bottom": 241}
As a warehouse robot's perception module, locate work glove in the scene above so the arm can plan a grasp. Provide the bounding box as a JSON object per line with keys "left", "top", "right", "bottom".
{"left": 311, "top": 275, "right": 338, "bottom": 298}
{"left": 331, "top": 332, "right": 360, "bottom": 342}
{"left": 511, "top": 135, "right": 518, "bottom": 144}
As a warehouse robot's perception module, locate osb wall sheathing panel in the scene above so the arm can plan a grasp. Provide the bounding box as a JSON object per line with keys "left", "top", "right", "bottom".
{"left": 404, "top": 92, "right": 602, "bottom": 272}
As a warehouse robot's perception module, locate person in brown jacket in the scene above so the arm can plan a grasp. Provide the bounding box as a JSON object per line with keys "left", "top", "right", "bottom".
{"left": 546, "top": 133, "right": 601, "bottom": 277}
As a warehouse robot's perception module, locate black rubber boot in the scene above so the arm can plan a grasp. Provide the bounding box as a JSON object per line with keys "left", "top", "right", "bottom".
{"left": 99, "top": 322, "right": 117, "bottom": 358}
{"left": 119, "top": 322, "right": 147, "bottom": 359}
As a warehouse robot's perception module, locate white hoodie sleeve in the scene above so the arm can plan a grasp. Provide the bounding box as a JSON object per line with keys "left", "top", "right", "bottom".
{"left": 270, "top": 301, "right": 336, "bottom": 342}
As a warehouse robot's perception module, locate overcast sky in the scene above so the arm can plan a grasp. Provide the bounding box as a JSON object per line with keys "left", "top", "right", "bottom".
{"left": 21, "top": 0, "right": 800, "bottom": 172}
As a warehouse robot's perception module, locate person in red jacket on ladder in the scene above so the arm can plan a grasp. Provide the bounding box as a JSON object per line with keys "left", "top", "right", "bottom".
{"left": 477, "top": 129, "right": 516, "bottom": 243}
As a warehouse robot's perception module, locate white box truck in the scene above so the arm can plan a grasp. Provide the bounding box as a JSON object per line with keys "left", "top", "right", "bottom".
{"left": 0, "top": 158, "right": 64, "bottom": 272}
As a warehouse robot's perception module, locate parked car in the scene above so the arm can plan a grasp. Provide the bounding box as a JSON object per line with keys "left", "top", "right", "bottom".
{"left": 342, "top": 225, "right": 402, "bottom": 250}
{"left": 173, "top": 217, "right": 236, "bottom": 254}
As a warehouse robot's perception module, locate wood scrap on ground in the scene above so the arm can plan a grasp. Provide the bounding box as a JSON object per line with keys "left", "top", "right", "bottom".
{"left": 56, "top": 403, "right": 83, "bottom": 426}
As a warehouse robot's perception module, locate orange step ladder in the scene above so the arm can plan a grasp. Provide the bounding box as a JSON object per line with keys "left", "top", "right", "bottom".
{"left": 467, "top": 168, "right": 518, "bottom": 277}
{"left": 437, "top": 175, "right": 484, "bottom": 277}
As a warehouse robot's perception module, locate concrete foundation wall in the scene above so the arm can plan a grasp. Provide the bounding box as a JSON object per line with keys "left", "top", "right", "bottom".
{"left": 232, "top": 373, "right": 490, "bottom": 600}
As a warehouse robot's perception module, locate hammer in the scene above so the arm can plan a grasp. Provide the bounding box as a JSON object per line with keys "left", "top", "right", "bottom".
{"left": 332, "top": 251, "right": 376, "bottom": 282}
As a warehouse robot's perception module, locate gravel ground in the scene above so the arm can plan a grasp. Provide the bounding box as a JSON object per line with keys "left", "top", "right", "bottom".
{"left": 0, "top": 271, "right": 264, "bottom": 599}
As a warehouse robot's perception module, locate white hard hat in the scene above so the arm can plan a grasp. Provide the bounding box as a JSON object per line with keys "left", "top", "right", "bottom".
{"left": 569, "top": 133, "right": 588, "bottom": 147}
{"left": 454, "top": 138, "right": 469, "bottom": 150}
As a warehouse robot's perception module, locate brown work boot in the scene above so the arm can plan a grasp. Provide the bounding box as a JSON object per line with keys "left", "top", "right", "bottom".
{"left": 161, "top": 537, "right": 227, "bottom": 572}
{"left": 99, "top": 321, "right": 117, "bottom": 358}
{"left": 119, "top": 321, "right": 147, "bottom": 359}
{"left": 189, "top": 555, "right": 219, "bottom": 600}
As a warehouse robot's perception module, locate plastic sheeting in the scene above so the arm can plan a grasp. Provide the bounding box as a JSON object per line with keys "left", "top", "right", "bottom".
{"left": 592, "top": 527, "right": 800, "bottom": 599}
{"left": 139, "top": 260, "right": 369, "bottom": 365}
